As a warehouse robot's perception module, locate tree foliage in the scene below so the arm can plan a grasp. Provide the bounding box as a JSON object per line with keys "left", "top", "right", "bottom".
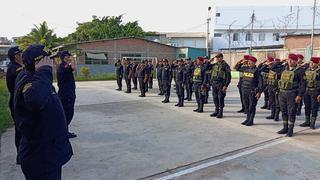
{"left": 65, "top": 15, "right": 145, "bottom": 43}
{"left": 16, "top": 21, "right": 61, "bottom": 49}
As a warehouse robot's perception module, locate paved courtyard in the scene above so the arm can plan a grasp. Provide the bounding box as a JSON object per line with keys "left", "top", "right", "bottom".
{"left": 1, "top": 80, "right": 320, "bottom": 180}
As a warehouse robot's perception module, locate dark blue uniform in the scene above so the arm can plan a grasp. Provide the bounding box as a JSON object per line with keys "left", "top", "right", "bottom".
{"left": 185, "top": 62, "right": 195, "bottom": 101}
{"left": 156, "top": 63, "right": 164, "bottom": 95}
{"left": 193, "top": 64, "right": 207, "bottom": 112}
{"left": 148, "top": 63, "right": 154, "bottom": 89}
{"left": 57, "top": 61, "right": 76, "bottom": 127}
{"left": 131, "top": 63, "right": 138, "bottom": 89}
{"left": 123, "top": 63, "right": 132, "bottom": 93}
{"left": 161, "top": 64, "right": 172, "bottom": 103}
{"left": 6, "top": 61, "right": 22, "bottom": 163}
{"left": 137, "top": 63, "right": 148, "bottom": 97}
{"left": 115, "top": 62, "right": 123, "bottom": 90}
{"left": 175, "top": 64, "right": 186, "bottom": 107}
{"left": 14, "top": 66, "right": 73, "bottom": 180}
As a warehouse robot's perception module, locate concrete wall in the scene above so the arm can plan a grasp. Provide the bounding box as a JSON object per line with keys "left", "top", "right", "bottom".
{"left": 77, "top": 64, "right": 115, "bottom": 75}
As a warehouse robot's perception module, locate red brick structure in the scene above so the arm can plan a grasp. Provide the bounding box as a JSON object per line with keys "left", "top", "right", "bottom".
{"left": 73, "top": 37, "right": 177, "bottom": 65}
{"left": 284, "top": 34, "right": 320, "bottom": 50}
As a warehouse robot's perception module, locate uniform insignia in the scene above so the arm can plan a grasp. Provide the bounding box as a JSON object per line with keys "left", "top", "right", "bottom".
{"left": 22, "top": 83, "right": 32, "bottom": 93}
{"left": 243, "top": 72, "right": 254, "bottom": 78}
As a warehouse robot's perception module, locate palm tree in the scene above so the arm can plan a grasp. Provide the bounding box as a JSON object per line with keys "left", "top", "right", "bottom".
{"left": 17, "top": 21, "right": 60, "bottom": 49}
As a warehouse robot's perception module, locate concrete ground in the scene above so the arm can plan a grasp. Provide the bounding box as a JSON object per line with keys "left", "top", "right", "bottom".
{"left": 1, "top": 80, "right": 320, "bottom": 180}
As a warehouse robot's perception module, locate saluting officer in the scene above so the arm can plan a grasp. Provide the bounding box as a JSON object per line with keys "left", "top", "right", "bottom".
{"left": 203, "top": 58, "right": 211, "bottom": 104}
{"left": 156, "top": 59, "right": 164, "bottom": 95}
{"left": 209, "top": 53, "right": 231, "bottom": 118}
{"left": 123, "top": 58, "right": 132, "bottom": 93}
{"left": 266, "top": 57, "right": 283, "bottom": 121}
{"left": 300, "top": 57, "right": 320, "bottom": 129}
{"left": 6, "top": 46, "right": 23, "bottom": 164}
{"left": 277, "top": 54, "right": 306, "bottom": 137}
{"left": 57, "top": 51, "right": 77, "bottom": 138}
{"left": 148, "top": 60, "right": 154, "bottom": 89}
{"left": 115, "top": 60, "right": 123, "bottom": 91}
{"left": 185, "top": 58, "right": 195, "bottom": 101}
{"left": 15, "top": 45, "right": 73, "bottom": 179}
{"left": 296, "top": 54, "right": 307, "bottom": 115}
{"left": 235, "top": 55, "right": 263, "bottom": 126}
{"left": 193, "top": 57, "right": 207, "bottom": 113}
{"left": 175, "top": 59, "right": 186, "bottom": 107}
{"left": 161, "top": 59, "right": 172, "bottom": 103}
{"left": 234, "top": 56, "right": 247, "bottom": 113}
{"left": 259, "top": 59, "right": 270, "bottom": 110}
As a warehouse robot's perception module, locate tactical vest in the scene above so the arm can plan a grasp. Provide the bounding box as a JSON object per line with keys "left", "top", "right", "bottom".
{"left": 211, "top": 63, "right": 226, "bottom": 80}
{"left": 241, "top": 68, "right": 258, "bottom": 89}
{"left": 193, "top": 67, "right": 203, "bottom": 82}
{"left": 267, "top": 70, "right": 278, "bottom": 86}
{"left": 278, "top": 68, "right": 299, "bottom": 90}
{"left": 305, "top": 68, "right": 320, "bottom": 89}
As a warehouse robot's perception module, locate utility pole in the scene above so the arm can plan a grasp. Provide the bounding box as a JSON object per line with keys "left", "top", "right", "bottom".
{"left": 296, "top": 6, "right": 300, "bottom": 30}
{"left": 206, "top": 6, "right": 212, "bottom": 57}
{"left": 250, "top": 10, "right": 255, "bottom": 55}
{"left": 228, "top": 20, "right": 237, "bottom": 55}
{"left": 311, "top": 0, "right": 317, "bottom": 56}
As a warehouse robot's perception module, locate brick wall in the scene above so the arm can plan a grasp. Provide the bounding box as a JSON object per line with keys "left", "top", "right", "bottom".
{"left": 285, "top": 36, "right": 320, "bottom": 49}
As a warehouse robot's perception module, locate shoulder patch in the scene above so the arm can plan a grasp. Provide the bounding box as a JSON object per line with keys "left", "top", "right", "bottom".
{"left": 16, "top": 67, "right": 23, "bottom": 72}
{"left": 22, "top": 83, "right": 32, "bottom": 93}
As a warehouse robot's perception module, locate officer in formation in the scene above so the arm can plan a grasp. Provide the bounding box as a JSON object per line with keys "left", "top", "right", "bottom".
{"left": 137, "top": 60, "right": 149, "bottom": 97}
{"left": 296, "top": 54, "right": 308, "bottom": 116}
{"left": 131, "top": 60, "right": 138, "bottom": 90}
{"left": 265, "top": 57, "right": 283, "bottom": 121}
{"left": 235, "top": 55, "right": 263, "bottom": 126}
{"left": 193, "top": 57, "right": 207, "bottom": 113}
{"left": 115, "top": 60, "right": 123, "bottom": 91}
{"left": 259, "top": 61, "right": 270, "bottom": 110}
{"left": 161, "top": 59, "right": 172, "bottom": 103}
{"left": 175, "top": 59, "right": 186, "bottom": 107}
{"left": 14, "top": 45, "right": 73, "bottom": 179}
{"left": 156, "top": 59, "right": 164, "bottom": 95}
{"left": 123, "top": 58, "right": 132, "bottom": 93}
{"left": 299, "top": 57, "right": 320, "bottom": 129}
{"left": 203, "top": 58, "right": 211, "bottom": 104}
{"left": 6, "top": 46, "right": 23, "bottom": 164}
{"left": 208, "top": 53, "right": 231, "bottom": 118}
{"left": 57, "top": 50, "right": 77, "bottom": 139}
{"left": 277, "top": 54, "right": 306, "bottom": 137}
{"left": 148, "top": 60, "right": 154, "bottom": 89}
{"left": 185, "top": 58, "right": 195, "bottom": 101}
{"left": 234, "top": 58, "right": 246, "bottom": 113}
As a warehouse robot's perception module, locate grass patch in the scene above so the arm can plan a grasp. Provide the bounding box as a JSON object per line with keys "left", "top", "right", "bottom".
{"left": 0, "top": 79, "right": 12, "bottom": 136}
{"left": 75, "top": 73, "right": 116, "bottom": 81}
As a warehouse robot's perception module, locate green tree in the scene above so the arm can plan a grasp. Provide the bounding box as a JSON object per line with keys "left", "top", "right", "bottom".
{"left": 16, "top": 21, "right": 61, "bottom": 49}
{"left": 65, "top": 15, "right": 145, "bottom": 43}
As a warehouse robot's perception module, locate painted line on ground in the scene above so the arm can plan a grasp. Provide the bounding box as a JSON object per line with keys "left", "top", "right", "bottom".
{"left": 155, "top": 138, "right": 289, "bottom": 180}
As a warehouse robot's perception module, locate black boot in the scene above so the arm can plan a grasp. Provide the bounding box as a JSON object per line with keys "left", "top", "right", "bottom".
{"left": 274, "top": 109, "right": 280, "bottom": 121}
{"left": 210, "top": 108, "right": 219, "bottom": 117}
{"left": 261, "top": 101, "right": 268, "bottom": 109}
{"left": 278, "top": 122, "right": 288, "bottom": 134}
{"left": 300, "top": 116, "right": 310, "bottom": 127}
{"left": 241, "top": 113, "right": 250, "bottom": 125}
{"left": 310, "top": 117, "right": 317, "bottom": 129}
{"left": 245, "top": 113, "right": 254, "bottom": 126}
{"left": 266, "top": 109, "right": 275, "bottom": 119}
{"left": 238, "top": 109, "right": 245, "bottom": 113}
{"left": 216, "top": 108, "right": 223, "bottom": 118}
{"left": 194, "top": 104, "right": 200, "bottom": 112}
{"left": 286, "top": 125, "right": 294, "bottom": 137}
{"left": 198, "top": 104, "right": 204, "bottom": 113}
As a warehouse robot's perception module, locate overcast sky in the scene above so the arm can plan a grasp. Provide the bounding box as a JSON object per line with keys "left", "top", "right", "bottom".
{"left": 0, "top": 0, "right": 317, "bottom": 38}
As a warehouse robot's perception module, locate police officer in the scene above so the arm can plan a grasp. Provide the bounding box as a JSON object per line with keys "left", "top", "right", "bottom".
{"left": 209, "top": 53, "right": 231, "bottom": 118}
{"left": 148, "top": 60, "right": 154, "bottom": 89}
{"left": 259, "top": 60, "right": 270, "bottom": 110}
{"left": 193, "top": 57, "right": 207, "bottom": 113}
{"left": 115, "top": 60, "right": 123, "bottom": 91}
{"left": 203, "top": 58, "right": 211, "bottom": 104}
{"left": 266, "top": 57, "right": 283, "bottom": 121}
{"left": 235, "top": 55, "right": 263, "bottom": 126}
{"left": 185, "top": 58, "right": 195, "bottom": 101}
{"left": 137, "top": 60, "right": 149, "bottom": 97}
{"left": 296, "top": 54, "right": 307, "bottom": 115}
{"left": 6, "top": 46, "right": 23, "bottom": 164}
{"left": 171, "top": 60, "right": 177, "bottom": 89}
{"left": 300, "top": 57, "right": 320, "bottom": 129}
{"left": 175, "top": 59, "right": 186, "bottom": 107}
{"left": 156, "top": 59, "right": 164, "bottom": 95}
{"left": 162, "top": 59, "right": 172, "bottom": 103}
{"left": 277, "top": 54, "right": 306, "bottom": 137}
{"left": 234, "top": 56, "right": 248, "bottom": 113}
{"left": 123, "top": 58, "right": 132, "bottom": 93}
{"left": 131, "top": 60, "right": 138, "bottom": 90}
{"left": 14, "top": 45, "right": 73, "bottom": 180}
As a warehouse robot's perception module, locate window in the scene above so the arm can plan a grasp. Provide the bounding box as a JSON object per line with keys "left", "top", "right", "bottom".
{"left": 178, "top": 54, "right": 186, "bottom": 58}
{"left": 85, "top": 52, "right": 108, "bottom": 64}
{"left": 245, "top": 32, "right": 252, "bottom": 41}
{"left": 273, "top": 33, "right": 280, "bottom": 41}
{"left": 121, "top": 53, "right": 142, "bottom": 61}
{"left": 233, "top": 33, "right": 239, "bottom": 41}
{"left": 214, "top": 33, "right": 222, "bottom": 37}
{"left": 259, "top": 33, "right": 266, "bottom": 41}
